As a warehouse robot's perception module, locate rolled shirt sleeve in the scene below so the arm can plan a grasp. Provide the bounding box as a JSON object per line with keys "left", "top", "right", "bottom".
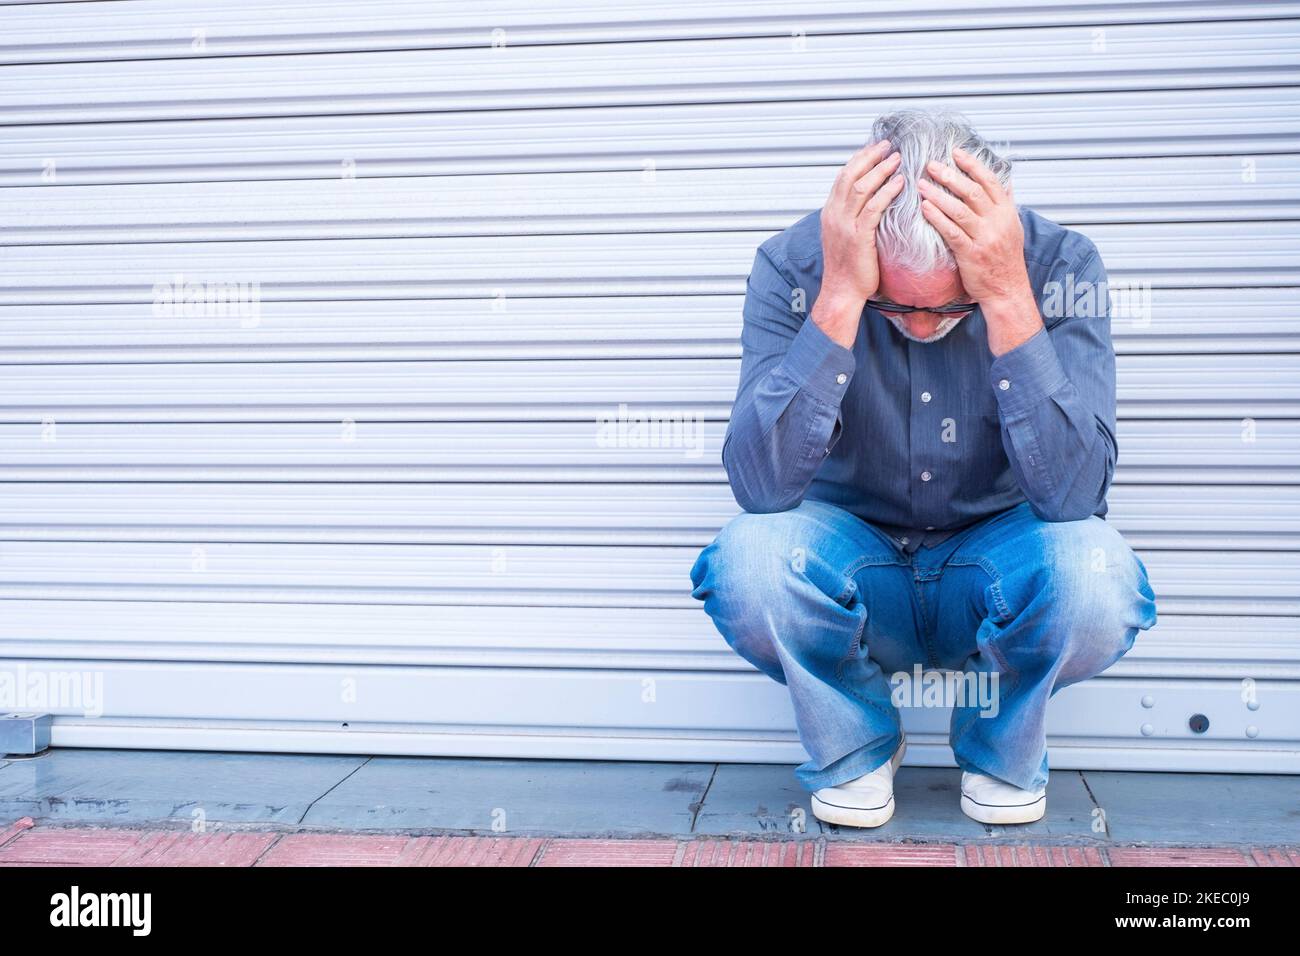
{"left": 722, "top": 245, "right": 857, "bottom": 513}
{"left": 988, "top": 246, "right": 1119, "bottom": 522}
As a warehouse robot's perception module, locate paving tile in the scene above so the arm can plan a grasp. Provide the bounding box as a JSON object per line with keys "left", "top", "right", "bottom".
{"left": 0, "top": 827, "right": 151, "bottom": 866}
{"left": 1082, "top": 771, "right": 1300, "bottom": 845}
{"left": 696, "top": 765, "right": 1114, "bottom": 842}
{"left": 0, "top": 862, "right": 69, "bottom": 867}
{"left": 0, "top": 819, "right": 278, "bottom": 868}
{"left": 961, "top": 844, "right": 1105, "bottom": 866}
{"left": 1, "top": 748, "right": 1296, "bottom": 856}
{"left": 401, "top": 835, "right": 542, "bottom": 867}
{"left": 0, "top": 748, "right": 365, "bottom": 826}
{"left": 678, "top": 839, "right": 815, "bottom": 867}
{"left": 691, "top": 764, "right": 818, "bottom": 836}
{"left": 824, "top": 842, "right": 960, "bottom": 866}
{"left": 258, "top": 833, "right": 425, "bottom": 867}
{"left": 535, "top": 838, "right": 679, "bottom": 867}
{"left": 1107, "top": 847, "right": 1254, "bottom": 867}
{"left": 985, "top": 771, "right": 1102, "bottom": 841}
{"left": 1250, "top": 846, "right": 1299, "bottom": 867}
{"left": 1, "top": 825, "right": 1294, "bottom": 868}
{"left": 0, "top": 816, "right": 34, "bottom": 847}
{"left": 820, "top": 767, "right": 989, "bottom": 841}
{"left": 111, "top": 830, "right": 278, "bottom": 866}
{"left": 302, "top": 756, "right": 713, "bottom": 835}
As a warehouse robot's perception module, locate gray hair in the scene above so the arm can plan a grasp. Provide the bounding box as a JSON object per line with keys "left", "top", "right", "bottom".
{"left": 870, "top": 108, "right": 1013, "bottom": 274}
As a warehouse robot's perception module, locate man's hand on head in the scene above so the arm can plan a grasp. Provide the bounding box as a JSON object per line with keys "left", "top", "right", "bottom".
{"left": 917, "top": 147, "right": 1043, "bottom": 356}
{"left": 813, "top": 139, "right": 906, "bottom": 349}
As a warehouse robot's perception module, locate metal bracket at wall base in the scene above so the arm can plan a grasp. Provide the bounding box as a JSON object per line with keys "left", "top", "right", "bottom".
{"left": 0, "top": 713, "right": 54, "bottom": 758}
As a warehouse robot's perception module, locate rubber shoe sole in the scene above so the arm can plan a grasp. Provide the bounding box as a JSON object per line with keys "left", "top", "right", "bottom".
{"left": 960, "top": 791, "right": 1047, "bottom": 825}
{"left": 809, "top": 737, "right": 906, "bottom": 829}
{"left": 810, "top": 791, "right": 896, "bottom": 829}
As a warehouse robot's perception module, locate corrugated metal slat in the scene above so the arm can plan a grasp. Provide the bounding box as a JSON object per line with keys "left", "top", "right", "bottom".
{"left": 0, "top": 542, "right": 1293, "bottom": 616}
{"left": 0, "top": 483, "right": 1295, "bottom": 549}
{"left": 0, "top": 354, "right": 1295, "bottom": 420}
{"left": 3, "top": 22, "right": 1297, "bottom": 124}
{"left": 11, "top": 662, "right": 1298, "bottom": 770}
{"left": 3, "top": 602, "right": 1295, "bottom": 675}
{"left": 7, "top": 155, "right": 1298, "bottom": 243}
{"left": 0, "top": 420, "right": 1293, "bottom": 487}
{"left": 7, "top": 88, "right": 1298, "bottom": 186}
{"left": 0, "top": 292, "right": 1294, "bottom": 359}
{"left": 6, "top": 0, "right": 1297, "bottom": 63}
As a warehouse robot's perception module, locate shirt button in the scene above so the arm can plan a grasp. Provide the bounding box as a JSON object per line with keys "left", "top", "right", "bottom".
{"left": 921, "top": 391, "right": 932, "bottom": 403}
{"left": 998, "top": 378, "right": 1010, "bottom": 391}
{"left": 921, "top": 470, "right": 932, "bottom": 482}
{"left": 836, "top": 373, "right": 848, "bottom": 385}
{"left": 900, "top": 537, "right": 909, "bottom": 546}
{"left": 926, "top": 526, "right": 935, "bottom": 531}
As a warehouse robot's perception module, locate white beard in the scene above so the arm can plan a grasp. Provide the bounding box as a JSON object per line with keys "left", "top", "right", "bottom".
{"left": 883, "top": 310, "right": 966, "bottom": 343}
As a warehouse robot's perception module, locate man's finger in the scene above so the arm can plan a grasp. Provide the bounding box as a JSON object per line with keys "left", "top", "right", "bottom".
{"left": 952, "top": 146, "right": 1008, "bottom": 202}
{"left": 920, "top": 197, "right": 972, "bottom": 252}
{"left": 917, "top": 177, "right": 978, "bottom": 238}
{"left": 857, "top": 172, "right": 905, "bottom": 224}
{"left": 924, "top": 159, "right": 990, "bottom": 212}
{"left": 832, "top": 139, "right": 892, "bottom": 204}
{"left": 846, "top": 151, "right": 901, "bottom": 217}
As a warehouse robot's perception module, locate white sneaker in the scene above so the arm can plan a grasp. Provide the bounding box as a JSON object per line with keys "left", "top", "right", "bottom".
{"left": 810, "top": 735, "right": 906, "bottom": 829}
{"left": 959, "top": 771, "right": 1047, "bottom": 824}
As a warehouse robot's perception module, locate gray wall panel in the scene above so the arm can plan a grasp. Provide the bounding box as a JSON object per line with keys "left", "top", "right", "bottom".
{"left": 6, "top": 89, "right": 1298, "bottom": 186}
{"left": 0, "top": 1, "right": 1295, "bottom": 773}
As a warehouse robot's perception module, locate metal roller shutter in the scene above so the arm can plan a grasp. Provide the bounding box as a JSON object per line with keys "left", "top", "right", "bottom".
{"left": 0, "top": 1, "right": 1296, "bottom": 774}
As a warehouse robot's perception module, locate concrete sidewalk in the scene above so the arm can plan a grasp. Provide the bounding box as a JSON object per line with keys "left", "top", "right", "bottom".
{"left": 0, "top": 748, "right": 1296, "bottom": 866}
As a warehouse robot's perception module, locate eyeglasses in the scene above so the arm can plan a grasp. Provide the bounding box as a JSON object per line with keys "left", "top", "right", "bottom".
{"left": 867, "top": 298, "right": 976, "bottom": 317}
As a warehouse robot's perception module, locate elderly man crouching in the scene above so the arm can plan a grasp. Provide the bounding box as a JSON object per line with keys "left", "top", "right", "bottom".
{"left": 690, "top": 108, "right": 1157, "bottom": 828}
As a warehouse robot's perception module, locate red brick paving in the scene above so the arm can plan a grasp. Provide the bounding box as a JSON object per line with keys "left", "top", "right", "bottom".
{"left": 677, "top": 839, "right": 816, "bottom": 867}
{"left": 0, "top": 816, "right": 34, "bottom": 848}
{"left": 255, "top": 833, "right": 417, "bottom": 867}
{"left": 258, "top": 833, "right": 542, "bottom": 867}
{"left": 825, "top": 843, "right": 960, "bottom": 866}
{"left": 0, "top": 827, "right": 149, "bottom": 866}
{"left": 1107, "top": 846, "right": 1254, "bottom": 867}
{"left": 400, "top": 835, "right": 542, "bottom": 867}
{"left": 0, "top": 823, "right": 275, "bottom": 868}
{"left": 535, "top": 838, "right": 679, "bottom": 867}
{"left": 0, "top": 819, "right": 1294, "bottom": 866}
{"left": 1251, "top": 846, "right": 1300, "bottom": 867}
{"left": 963, "top": 844, "right": 1106, "bottom": 867}
{"left": 111, "top": 830, "right": 277, "bottom": 867}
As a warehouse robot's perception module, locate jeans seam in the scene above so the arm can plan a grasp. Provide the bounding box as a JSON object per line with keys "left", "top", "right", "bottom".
{"left": 831, "top": 552, "right": 907, "bottom": 720}
{"left": 831, "top": 577, "right": 861, "bottom": 664}
{"left": 944, "top": 555, "right": 1018, "bottom": 683}
{"left": 912, "top": 573, "right": 941, "bottom": 669}
{"left": 832, "top": 599, "right": 897, "bottom": 722}
{"left": 988, "top": 576, "right": 1013, "bottom": 623}
{"left": 841, "top": 555, "right": 907, "bottom": 578}
{"left": 835, "top": 660, "right": 898, "bottom": 721}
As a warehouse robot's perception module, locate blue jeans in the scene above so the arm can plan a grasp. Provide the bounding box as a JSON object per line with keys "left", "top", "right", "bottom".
{"left": 689, "top": 499, "right": 1158, "bottom": 793}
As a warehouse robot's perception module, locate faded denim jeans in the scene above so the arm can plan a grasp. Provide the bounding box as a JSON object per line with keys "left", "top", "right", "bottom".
{"left": 689, "top": 499, "right": 1158, "bottom": 793}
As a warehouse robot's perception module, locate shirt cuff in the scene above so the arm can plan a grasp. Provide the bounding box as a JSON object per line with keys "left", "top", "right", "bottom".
{"left": 777, "top": 316, "right": 858, "bottom": 404}
{"left": 989, "top": 326, "right": 1069, "bottom": 419}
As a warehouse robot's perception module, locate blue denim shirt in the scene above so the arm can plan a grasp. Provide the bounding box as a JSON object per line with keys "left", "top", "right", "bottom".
{"left": 722, "top": 206, "right": 1118, "bottom": 554}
